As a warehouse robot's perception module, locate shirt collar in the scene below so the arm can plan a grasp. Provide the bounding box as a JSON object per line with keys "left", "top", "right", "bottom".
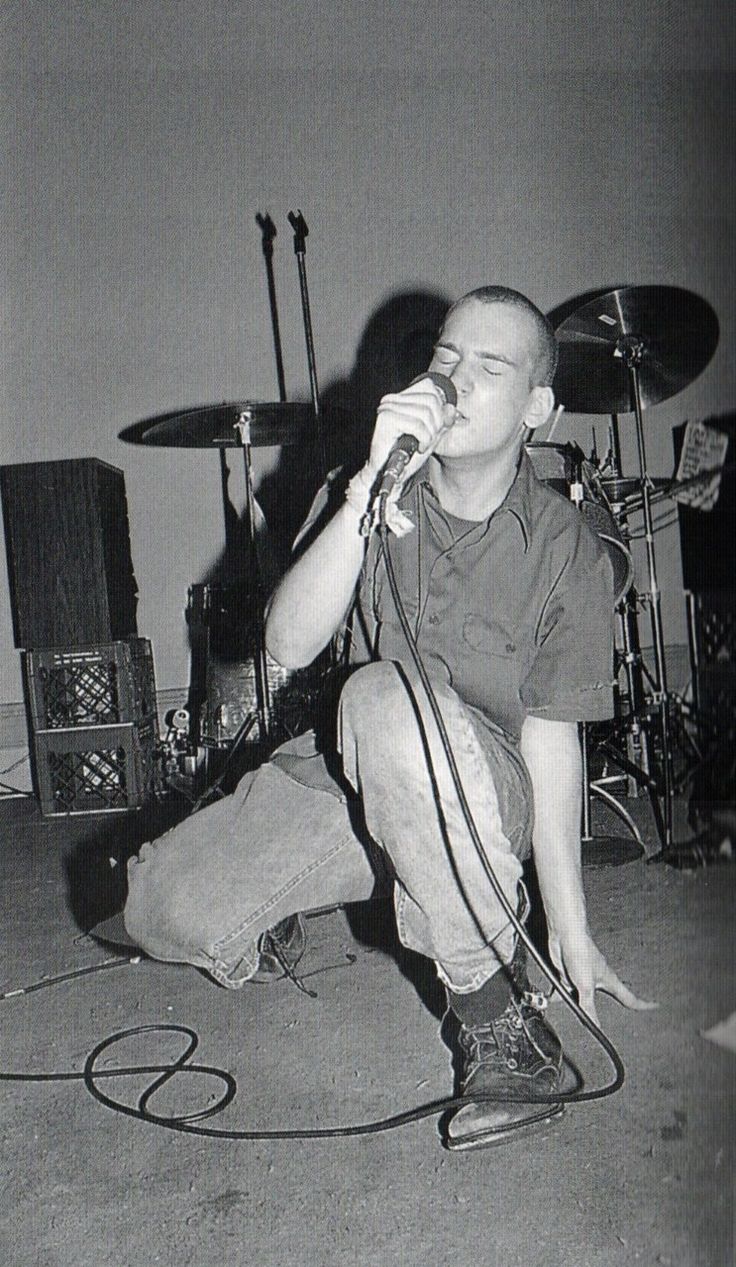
{"left": 404, "top": 448, "right": 538, "bottom": 553}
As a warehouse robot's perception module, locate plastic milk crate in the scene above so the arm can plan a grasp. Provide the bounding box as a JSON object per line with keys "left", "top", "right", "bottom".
{"left": 22, "top": 639, "right": 157, "bottom": 730}
{"left": 31, "top": 716, "right": 159, "bottom": 816}
{"left": 22, "top": 639, "right": 160, "bottom": 816}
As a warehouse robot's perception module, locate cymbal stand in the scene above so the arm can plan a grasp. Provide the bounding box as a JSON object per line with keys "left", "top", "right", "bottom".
{"left": 600, "top": 416, "right": 655, "bottom": 796}
{"left": 571, "top": 447, "right": 645, "bottom": 863}
{"left": 617, "top": 335, "right": 674, "bottom": 853}
{"left": 233, "top": 410, "right": 272, "bottom": 745}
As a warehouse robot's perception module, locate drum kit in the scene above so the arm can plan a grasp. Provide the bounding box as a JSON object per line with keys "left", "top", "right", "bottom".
{"left": 548, "top": 284, "right": 720, "bottom": 862}
{"left": 130, "top": 276, "right": 720, "bottom": 860}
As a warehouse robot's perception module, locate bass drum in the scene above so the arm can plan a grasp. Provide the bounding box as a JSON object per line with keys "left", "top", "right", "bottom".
{"left": 525, "top": 442, "right": 634, "bottom": 604}
{"left": 186, "top": 582, "right": 324, "bottom": 747}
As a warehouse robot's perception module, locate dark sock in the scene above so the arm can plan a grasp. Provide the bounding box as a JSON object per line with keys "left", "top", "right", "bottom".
{"left": 449, "top": 969, "right": 514, "bottom": 1026}
{"left": 448, "top": 941, "right": 529, "bottom": 1026}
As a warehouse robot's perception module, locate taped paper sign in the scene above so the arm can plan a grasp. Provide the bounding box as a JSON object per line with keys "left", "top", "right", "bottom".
{"left": 673, "top": 420, "right": 729, "bottom": 511}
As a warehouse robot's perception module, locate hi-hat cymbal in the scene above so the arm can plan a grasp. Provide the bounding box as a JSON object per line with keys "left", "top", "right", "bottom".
{"left": 137, "top": 401, "right": 314, "bottom": 448}
{"left": 600, "top": 475, "right": 672, "bottom": 502}
{"left": 553, "top": 286, "right": 719, "bottom": 415}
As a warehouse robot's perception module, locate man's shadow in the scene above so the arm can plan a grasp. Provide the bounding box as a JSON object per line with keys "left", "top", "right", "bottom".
{"left": 177, "top": 288, "right": 453, "bottom": 757}
{"left": 255, "top": 288, "right": 453, "bottom": 557}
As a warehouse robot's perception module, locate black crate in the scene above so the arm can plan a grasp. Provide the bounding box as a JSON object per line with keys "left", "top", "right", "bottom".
{"left": 23, "top": 639, "right": 157, "bottom": 730}
{"left": 32, "top": 718, "right": 158, "bottom": 816}
{"left": 693, "top": 593, "right": 736, "bottom": 666}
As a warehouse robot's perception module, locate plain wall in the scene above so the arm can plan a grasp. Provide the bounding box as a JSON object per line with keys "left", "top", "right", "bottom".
{"left": 1, "top": 0, "right": 734, "bottom": 706}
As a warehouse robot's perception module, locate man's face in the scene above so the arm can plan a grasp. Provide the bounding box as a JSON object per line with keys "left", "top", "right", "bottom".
{"left": 427, "top": 298, "right": 544, "bottom": 461}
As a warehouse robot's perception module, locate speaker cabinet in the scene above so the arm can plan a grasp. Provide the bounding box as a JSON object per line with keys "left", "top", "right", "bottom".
{"left": 0, "top": 458, "right": 138, "bottom": 649}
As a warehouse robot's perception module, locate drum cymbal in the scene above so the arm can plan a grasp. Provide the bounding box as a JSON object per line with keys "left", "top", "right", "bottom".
{"left": 136, "top": 401, "right": 314, "bottom": 448}
{"left": 600, "top": 475, "right": 672, "bottom": 502}
{"left": 553, "top": 286, "right": 719, "bottom": 414}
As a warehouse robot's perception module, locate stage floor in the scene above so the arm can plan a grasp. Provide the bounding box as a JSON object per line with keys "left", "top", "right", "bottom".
{"left": 0, "top": 791, "right": 732, "bottom": 1267}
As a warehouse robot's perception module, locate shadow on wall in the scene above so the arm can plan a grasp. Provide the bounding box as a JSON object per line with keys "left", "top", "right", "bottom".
{"left": 119, "top": 287, "right": 451, "bottom": 581}
{"left": 182, "top": 288, "right": 452, "bottom": 623}
{"left": 256, "top": 287, "right": 453, "bottom": 557}
{"left": 119, "top": 289, "right": 451, "bottom": 729}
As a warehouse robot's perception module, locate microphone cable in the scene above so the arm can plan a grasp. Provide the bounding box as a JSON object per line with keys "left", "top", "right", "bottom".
{"left": 0, "top": 492, "right": 625, "bottom": 1143}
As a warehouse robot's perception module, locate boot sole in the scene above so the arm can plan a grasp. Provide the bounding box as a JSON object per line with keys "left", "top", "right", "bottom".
{"left": 445, "top": 1102, "right": 565, "bottom": 1152}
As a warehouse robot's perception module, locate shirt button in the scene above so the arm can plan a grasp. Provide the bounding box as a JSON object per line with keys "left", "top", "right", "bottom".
{"left": 428, "top": 614, "right": 440, "bottom": 625}
{"left": 506, "top": 642, "right": 516, "bottom": 653}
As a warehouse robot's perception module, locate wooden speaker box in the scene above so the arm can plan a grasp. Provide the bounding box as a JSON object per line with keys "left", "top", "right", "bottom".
{"left": 0, "top": 458, "right": 138, "bottom": 649}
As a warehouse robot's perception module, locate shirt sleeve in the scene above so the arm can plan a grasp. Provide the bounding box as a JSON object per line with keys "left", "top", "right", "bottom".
{"left": 520, "top": 525, "right": 617, "bottom": 723}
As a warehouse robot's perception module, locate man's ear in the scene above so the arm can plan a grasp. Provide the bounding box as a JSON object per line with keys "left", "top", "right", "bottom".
{"left": 524, "top": 385, "right": 555, "bottom": 432}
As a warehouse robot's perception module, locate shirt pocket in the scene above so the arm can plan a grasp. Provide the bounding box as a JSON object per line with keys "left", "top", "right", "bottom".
{"left": 462, "top": 613, "right": 520, "bottom": 658}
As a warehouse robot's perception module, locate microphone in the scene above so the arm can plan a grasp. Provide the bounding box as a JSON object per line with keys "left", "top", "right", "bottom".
{"left": 378, "top": 372, "right": 458, "bottom": 496}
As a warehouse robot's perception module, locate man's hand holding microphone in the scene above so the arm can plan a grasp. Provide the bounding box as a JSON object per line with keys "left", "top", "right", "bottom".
{"left": 369, "top": 372, "right": 459, "bottom": 496}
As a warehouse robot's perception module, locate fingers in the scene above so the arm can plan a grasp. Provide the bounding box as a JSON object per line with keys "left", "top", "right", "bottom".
{"left": 576, "top": 983, "right": 600, "bottom": 1028}
{"left": 598, "top": 970, "right": 659, "bottom": 1012}
{"left": 371, "top": 382, "right": 454, "bottom": 470}
{"left": 559, "top": 949, "right": 658, "bottom": 1027}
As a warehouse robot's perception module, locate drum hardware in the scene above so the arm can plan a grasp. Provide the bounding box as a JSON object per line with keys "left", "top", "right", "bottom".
{"left": 128, "top": 212, "right": 333, "bottom": 799}
{"left": 554, "top": 286, "right": 720, "bottom": 861}
{"left": 134, "top": 400, "right": 314, "bottom": 449}
{"left": 132, "top": 400, "right": 317, "bottom": 785}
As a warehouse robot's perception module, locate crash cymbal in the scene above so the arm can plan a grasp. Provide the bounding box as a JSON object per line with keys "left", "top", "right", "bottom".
{"left": 137, "top": 401, "right": 314, "bottom": 448}
{"left": 553, "top": 286, "right": 719, "bottom": 415}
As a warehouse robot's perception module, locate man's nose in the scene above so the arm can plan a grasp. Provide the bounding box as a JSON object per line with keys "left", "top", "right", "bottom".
{"left": 447, "top": 362, "right": 470, "bottom": 397}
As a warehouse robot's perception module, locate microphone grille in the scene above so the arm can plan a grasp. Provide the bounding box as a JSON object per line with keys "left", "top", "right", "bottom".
{"left": 409, "top": 371, "right": 457, "bottom": 408}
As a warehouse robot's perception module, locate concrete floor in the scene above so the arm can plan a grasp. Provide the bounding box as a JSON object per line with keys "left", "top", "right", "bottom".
{"left": 0, "top": 790, "right": 733, "bottom": 1267}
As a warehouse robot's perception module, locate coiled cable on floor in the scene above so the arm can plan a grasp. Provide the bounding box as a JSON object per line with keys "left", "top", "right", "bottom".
{"left": 0, "top": 501, "right": 625, "bottom": 1139}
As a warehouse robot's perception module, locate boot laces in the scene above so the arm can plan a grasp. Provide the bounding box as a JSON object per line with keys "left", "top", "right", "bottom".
{"left": 261, "top": 922, "right": 317, "bottom": 999}
{"left": 462, "top": 991, "right": 553, "bottom": 1076}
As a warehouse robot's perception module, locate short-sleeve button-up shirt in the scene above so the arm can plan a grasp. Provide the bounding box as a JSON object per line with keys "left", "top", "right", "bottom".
{"left": 349, "top": 451, "right": 616, "bottom": 742}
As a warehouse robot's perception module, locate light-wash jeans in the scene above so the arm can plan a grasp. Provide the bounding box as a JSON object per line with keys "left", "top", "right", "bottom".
{"left": 124, "top": 662, "right": 533, "bottom": 993}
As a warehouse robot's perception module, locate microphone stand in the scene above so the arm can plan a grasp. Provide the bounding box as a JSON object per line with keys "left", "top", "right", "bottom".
{"left": 255, "top": 213, "right": 287, "bottom": 403}
{"left": 287, "top": 210, "right": 328, "bottom": 479}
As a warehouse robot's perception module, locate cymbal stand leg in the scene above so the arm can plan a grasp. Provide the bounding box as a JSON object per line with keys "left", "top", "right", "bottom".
{"left": 579, "top": 721, "right": 645, "bottom": 864}
{"left": 622, "top": 348, "right": 674, "bottom": 852}
{"left": 235, "top": 413, "right": 272, "bottom": 744}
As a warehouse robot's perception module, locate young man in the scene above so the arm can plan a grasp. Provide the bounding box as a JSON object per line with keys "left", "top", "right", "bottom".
{"left": 124, "top": 287, "right": 654, "bottom": 1151}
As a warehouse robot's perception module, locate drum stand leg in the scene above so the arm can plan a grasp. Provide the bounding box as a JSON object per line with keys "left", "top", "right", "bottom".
{"left": 581, "top": 722, "right": 646, "bottom": 865}
{"left": 619, "top": 344, "right": 675, "bottom": 857}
